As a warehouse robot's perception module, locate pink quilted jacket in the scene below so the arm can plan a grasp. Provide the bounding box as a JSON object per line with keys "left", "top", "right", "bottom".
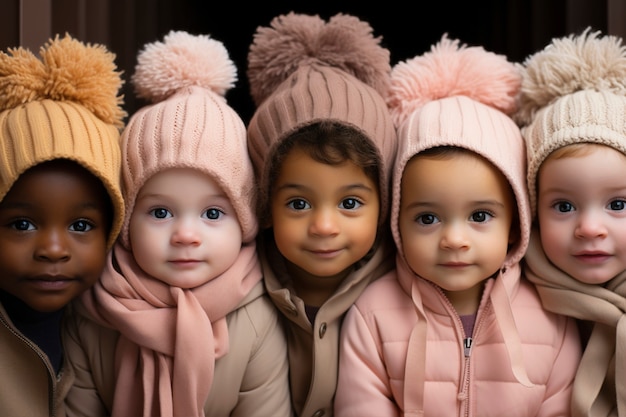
{"left": 335, "top": 255, "right": 582, "bottom": 417}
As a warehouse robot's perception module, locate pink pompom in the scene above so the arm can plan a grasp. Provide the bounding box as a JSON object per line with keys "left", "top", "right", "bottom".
{"left": 387, "top": 34, "right": 521, "bottom": 127}
{"left": 132, "top": 30, "right": 237, "bottom": 103}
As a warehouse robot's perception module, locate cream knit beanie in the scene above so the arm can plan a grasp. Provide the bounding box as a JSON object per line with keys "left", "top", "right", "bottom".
{"left": 516, "top": 28, "right": 626, "bottom": 217}
{"left": 246, "top": 13, "right": 397, "bottom": 226}
{"left": 387, "top": 35, "right": 529, "bottom": 267}
{"left": 119, "top": 30, "right": 256, "bottom": 247}
{"left": 0, "top": 34, "right": 126, "bottom": 250}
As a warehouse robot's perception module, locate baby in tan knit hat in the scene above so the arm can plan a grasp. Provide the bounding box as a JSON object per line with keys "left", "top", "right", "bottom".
{"left": 66, "top": 31, "right": 291, "bottom": 417}
{"left": 0, "top": 34, "right": 126, "bottom": 416}
{"left": 518, "top": 28, "right": 626, "bottom": 417}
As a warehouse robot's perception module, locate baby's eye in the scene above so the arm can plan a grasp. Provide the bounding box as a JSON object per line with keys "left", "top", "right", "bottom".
{"left": 553, "top": 201, "right": 574, "bottom": 213}
{"left": 416, "top": 213, "right": 439, "bottom": 225}
{"left": 470, "top": 211, "right": 493, "bottom": 223}
{"left": 150, "top": 208, "right": 171, "bottom": 219}
{"left": 69, "top": 220, "right": 93, "bottom": 232}
{"left": 287, "top": 199, "right": 310, "bottom": 211}
{"left": 340, "top": 198, "right": 362, "bottom": 210}
{"left": 204, "top": 208, "right": 223, "bottom": 220}
{"left": 608, "top": 199, "right": 626, "bottom": 211}
{"left": 11, "top": 219, "right": 35, "bottom": 231}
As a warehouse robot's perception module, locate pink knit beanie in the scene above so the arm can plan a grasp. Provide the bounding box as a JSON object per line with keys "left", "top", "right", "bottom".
{"left": 515, "top": 28, "right": 626, "bottom": 217}
{"left": 119, "top": 30, "right": 256, "bottom": 247}
{"left": 388, "top": 35, "right": 530, "bottom": 267}
{"left": 246, "top": 13, "right": 397, "bottom": 225}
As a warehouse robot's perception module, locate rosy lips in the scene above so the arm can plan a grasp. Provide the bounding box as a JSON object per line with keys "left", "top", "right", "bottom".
{"left": 573, "top": 253, "right": 611, "bottom": 264}
{"left": 27, "top": 277, "right": 73, "bottom": 291}
{"left": 441, "top": 262, "right": 469, "bottom": 266}
{"left": 169, "top": 260, "right": 201, "bottom": 268}
{"left": 309, "top": 249, "right": 342, "bottom": 259}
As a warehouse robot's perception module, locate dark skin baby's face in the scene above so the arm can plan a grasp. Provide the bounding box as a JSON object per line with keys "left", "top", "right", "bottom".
{"left": 0, "top": 160, "right": 110, "bottom": 312}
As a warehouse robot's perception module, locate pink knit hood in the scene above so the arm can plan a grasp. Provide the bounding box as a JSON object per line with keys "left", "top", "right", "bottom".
{"left": 388, "top": 35, "right": 529, "bottom": 267}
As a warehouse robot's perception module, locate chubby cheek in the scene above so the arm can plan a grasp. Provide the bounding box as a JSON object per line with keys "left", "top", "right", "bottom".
{"left": 354, "top": 221, "right": 378, "bottom": 250}
{"left": 84, "top": 254, "right": 107, "bottom": 285}
{"left": 269, "top": 220, "right": 295, "bottom": 258}
{"left": 129, "top": 221, "right": 162, "bottom": 268}
{"left": 402, "top": 237, "right": 427, "bottom": 274}
{"left": 399, "top": 220, "right": 426, "bottom": 274}
{"left": 538, "top": 223, "right": 566, "bottom": 263}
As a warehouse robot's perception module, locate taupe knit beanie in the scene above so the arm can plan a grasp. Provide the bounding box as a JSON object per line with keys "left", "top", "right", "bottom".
{"left": 246, "top": 12, "right": 397, "bottom": 227}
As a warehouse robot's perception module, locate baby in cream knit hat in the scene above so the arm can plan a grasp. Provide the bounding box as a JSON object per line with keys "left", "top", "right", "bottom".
{"left": 518, "top": 28, "right": 626, "bottom": 417}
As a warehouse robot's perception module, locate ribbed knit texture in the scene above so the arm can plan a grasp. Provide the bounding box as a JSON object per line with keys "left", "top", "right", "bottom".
{"left": 248, "top": 64, "right": 396, "bottom": 226}
{"left": 524, "top": 89, "right": 626, "bottom": 215}
{"left": 390, "top": 95, "right": 529, "bottom": 267}
{"left": 120, "top": 85, "right": 255, "bottom": 247}
{"left": 246, "top": 13, "right": 397, "bottom": 226}
{"left": 0, "top": 34, "right": 126, "bottom": 250}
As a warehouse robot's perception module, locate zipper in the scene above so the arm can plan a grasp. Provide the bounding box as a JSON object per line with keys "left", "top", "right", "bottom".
{"left": 463, "top": 337, "right": 472, "bottom": 357}
{"left": 428, "top": 281, "right": 491, "bottom": 417}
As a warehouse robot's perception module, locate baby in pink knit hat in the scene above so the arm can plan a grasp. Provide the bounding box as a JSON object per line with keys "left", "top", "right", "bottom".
{"left": 335, "top": 35, "right": 581, "bottom": 416}
{"left": 65, "top": 31, "right": 292, "bottom": 417}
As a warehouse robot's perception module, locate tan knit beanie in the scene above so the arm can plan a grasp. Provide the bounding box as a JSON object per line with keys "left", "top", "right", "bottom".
{"left": 516, "top": 28, "right": 626, "bottom": 217}
{"left": 246, "top": 13, "right": 397, "bottom": 226}
{"left": 387, "top": 35, "right": 529, "bottom": 267}
{"left": 119, "top": 30, "right": 256, "bottom": 248}
{"left": 0, "top": 34, "right": 126, "bottom": 249}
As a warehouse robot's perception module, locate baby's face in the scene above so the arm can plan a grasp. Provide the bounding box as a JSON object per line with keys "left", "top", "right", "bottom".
{"left": 270, "top": 146, "right": 380, "bottom": 280}
{"left": 398, "top": 151, "right": 514, "bottom": 314}
{"left": 537, "top": 144, "right": 626, "bottom": 284}
{"left": 0, "top": 160, "right": 109, "bottom": 312}
{"left": 129, "top": 168, "right": 242, "bottom": 288}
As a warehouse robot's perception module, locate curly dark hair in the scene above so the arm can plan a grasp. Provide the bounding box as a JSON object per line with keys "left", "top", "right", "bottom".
{"left": 259, "top": 120, "right": 381, "bottom": 228}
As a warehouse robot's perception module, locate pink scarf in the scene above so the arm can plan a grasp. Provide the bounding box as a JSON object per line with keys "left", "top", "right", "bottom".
{"left": 79, "top": 241, "right": 262, "bottom": 417}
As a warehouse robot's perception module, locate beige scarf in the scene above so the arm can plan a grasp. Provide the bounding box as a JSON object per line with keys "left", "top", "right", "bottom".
{"left": 80, "top": 241, "right": 262, "bottom": 417}
{"left": 524, "top": 226, "right": 626, "bottom": 417}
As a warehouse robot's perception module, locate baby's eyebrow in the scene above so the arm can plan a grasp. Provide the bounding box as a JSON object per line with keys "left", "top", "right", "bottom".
{"left": 276, "top": 182, "right": 374, "bottom": 192}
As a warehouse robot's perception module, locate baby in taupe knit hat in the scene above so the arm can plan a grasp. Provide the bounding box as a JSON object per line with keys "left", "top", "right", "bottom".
{"left": 246, "top": 12, "right": 397, "bottom": 416}
{"left": 517, "top": 28, "right": 626, "bottom": 417}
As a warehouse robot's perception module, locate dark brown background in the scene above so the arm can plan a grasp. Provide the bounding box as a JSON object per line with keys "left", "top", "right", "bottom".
{"left": 1, "top": 0, "right": 622, "bottom": 124}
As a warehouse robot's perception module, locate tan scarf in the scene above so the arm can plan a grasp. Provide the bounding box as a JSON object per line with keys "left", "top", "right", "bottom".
{"left": 524, "top": 226, "right": 626, "bottom": 417}
{"left": 79, "top": 241, "right": 262, "bottom": 417}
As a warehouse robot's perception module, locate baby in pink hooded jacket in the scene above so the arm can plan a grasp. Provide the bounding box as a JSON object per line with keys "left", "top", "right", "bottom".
{"left": 335, "top": 35, "right": 582, "bottom": 417}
